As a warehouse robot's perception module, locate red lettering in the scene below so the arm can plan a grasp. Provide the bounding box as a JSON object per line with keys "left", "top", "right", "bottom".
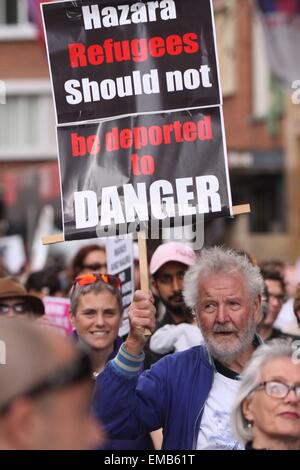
{"left": 119, "top": 129, "right": 132, "bottom": 149}
{"left": 71, "top": 132, "right": 86, "bottom": 157}
{"left": 68, "top": 43, "right": 87, "bottom": 68}
{"left": 182, "top": 121, "right": 197, "bottom": 142}
{"left": 132, "top": 127, "right": 148, "bottom": 150}
{"left": 87, "top": 45, "right": 104, "bottom": 66}
{"left": 148, "top": 36, "right": 165, "bottom": 57}
{"left": 131, "top": 154, "right": 141, "bottom": 176}
{"left": 148, "top": 126, "right": 163, "bottom": 146}
{"left": 140, "top": 155, "right": 155, "bottom": 175}
{"left": 106, "top": 128, "right": 119, "bottom": 151}
{"left": 183, "top": 32, "right": 199, "bottom": 54}
{"left": 131, "top": 38, "right": 149, "bottom": 62}
{"left": 87, "top": 135, "right": 101, "bottom": 155}
{"left": 198, "top": 116, "right": 212, "bottom": 140}
{"left": 166, "top": 34, "right": 183, "bottom": 56}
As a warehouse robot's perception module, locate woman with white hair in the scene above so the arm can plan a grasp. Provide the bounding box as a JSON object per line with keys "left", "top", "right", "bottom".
{"left": 231, "top": 341, "right": 300, "bottom": 450}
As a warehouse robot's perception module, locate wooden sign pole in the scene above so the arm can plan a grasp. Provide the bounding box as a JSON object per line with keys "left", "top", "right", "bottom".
{"left": 137, "top": 231, "right": 152, "bottom": 337}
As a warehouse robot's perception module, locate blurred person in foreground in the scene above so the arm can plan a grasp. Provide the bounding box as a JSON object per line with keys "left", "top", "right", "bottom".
{"left": 0, "top": 277, "right": 44, "bottom": 319}
{"left": 93, "top": 247, "right": 264, "bottom": 450}
{"left": 70, "top": 272, "right": 154, "bottom": 450}
{"left": 231, "top": 341, "right": 300, "bottom": 450}
{"left": 0, "top": 317, "right": 103, "bottom": 450}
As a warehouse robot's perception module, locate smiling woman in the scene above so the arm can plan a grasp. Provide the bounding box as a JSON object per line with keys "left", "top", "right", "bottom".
{"left": 70, "top": 275, "right": 123, "bottom": 375}
{"left": 231, "top": 341, "right": 300, "bottom": 450}
{"left": 69, "top": 273, "right": 155, "bottom": 451}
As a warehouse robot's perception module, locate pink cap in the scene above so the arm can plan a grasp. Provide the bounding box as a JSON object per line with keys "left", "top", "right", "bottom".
{"left": 150, "top": 242, "right": 196, "bottom": 275}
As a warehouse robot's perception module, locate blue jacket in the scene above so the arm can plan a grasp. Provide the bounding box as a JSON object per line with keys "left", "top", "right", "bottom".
{"left": 93, "top": 345, "right": 215, "bottom": 450}
{"left": 72, "top": 331, "right": 153, "bottom": 450}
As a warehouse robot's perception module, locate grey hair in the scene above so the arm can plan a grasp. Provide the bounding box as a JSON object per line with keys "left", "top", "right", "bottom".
{"left": 70, "top": 281, "right": 123, "bottom": 316}
{"left": 231, "top": 340, "right": 296, "bottom": 445}
{"left": 183, "top": 246, "right": 264, "bottom": 310}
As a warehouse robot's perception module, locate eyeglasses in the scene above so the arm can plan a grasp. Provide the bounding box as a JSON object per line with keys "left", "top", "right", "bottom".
{"left": 268, "top": 293, "right": 286, "bottom": 303}
{"left": 0, "top": 347, "right": 92, "bottom": 416}
{"left": 81, "top": 262, "right": 107, "bottom": 272}
{"left": 252, "top": 381, "right": 300, "bottom": 400}
{"left": 74, "top": 273, "right": 121, "bottom": 289}
{"left": 0, "top": 302, "right": 32, "bottom": 316}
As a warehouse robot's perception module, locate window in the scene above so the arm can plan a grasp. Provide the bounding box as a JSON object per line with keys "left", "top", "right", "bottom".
{"left": 0, "top": 0, "right": 36, "bottom": 40}
{"left": 213, "top": 0, "right": 237, "bottom": 97}
{"left": 0, "top": 80, "right": 57, "bottom": 161}
{"left": 252, "top": 10, "right": 271, "bottom": 119}
{"left": 230, "top": 171, "right": 286, "bottom": 233}
{"left": 0, "top": 0, "right": 31, "bottom": 24}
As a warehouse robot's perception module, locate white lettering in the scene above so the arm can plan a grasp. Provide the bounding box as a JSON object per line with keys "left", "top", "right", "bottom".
{"left": 64, "top": 70, "right": 160, "bottom": 105}
{"left": 150, "top": 180, "right": 175, "bottom": 219}
{"left": 100, "top": 187, "right": 125, "bottom": 225}
{"left": 166, "top": 66, "right": 213, "bottom": 92}
{"left": 196, "top": 175, "right": 221, "bottom": 212}
{"left": 73, "top": 176, "right": 222, "bottom": 229}
{"left": 123, "top": 183, "right": 149, "bottom": 222}
{"left": 176, "top": 177, "right": 197, "bottom": 216}
{"left": 81, "top": 0, "right": 177, "bottom": 30}
{"left": 74, "top": 191, "right": 98, "bottom": 229}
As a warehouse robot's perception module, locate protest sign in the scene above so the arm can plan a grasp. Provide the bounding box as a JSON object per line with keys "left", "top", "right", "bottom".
{"left": 57, "top": 106, "right": 232, "bottom": 240}
{"left": 106, "top": 236, "right": 134, "bottom": 336}
{"left": 43, "top": 296, "right": 73, "bottom": 336}
{"left": 41, "top": 0, "right": 221, "bottom": 124}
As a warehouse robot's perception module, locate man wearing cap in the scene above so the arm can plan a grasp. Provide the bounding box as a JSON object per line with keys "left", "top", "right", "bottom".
{"left": 0, "top": 277, "right": 45, "bottom": 319}
{"left": 145, "top": 242, "right": 196, "bottom": 367}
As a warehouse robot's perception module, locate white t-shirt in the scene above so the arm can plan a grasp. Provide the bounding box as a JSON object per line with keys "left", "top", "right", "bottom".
{"left": 196, "top": 371, "right": 243, "bottom": 450}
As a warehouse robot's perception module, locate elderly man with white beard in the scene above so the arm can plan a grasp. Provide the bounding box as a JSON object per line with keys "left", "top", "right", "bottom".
{"left": 93, "top": 247, "right": 264, "bottom": 450}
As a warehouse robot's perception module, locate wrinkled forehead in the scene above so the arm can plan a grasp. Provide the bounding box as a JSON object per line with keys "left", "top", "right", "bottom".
{"left": 197, "top": 271, "right": 250, "bottom": 297}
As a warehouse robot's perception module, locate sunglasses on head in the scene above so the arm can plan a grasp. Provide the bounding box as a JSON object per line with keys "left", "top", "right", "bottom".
{"left": 81, "top": 262, "right": 106, "bottom": 271}
{"left": 74, "top": 273, "right": 121, "bottom": 289}
{"left": 0, "top": 346, "right": 92, "bottom": 416}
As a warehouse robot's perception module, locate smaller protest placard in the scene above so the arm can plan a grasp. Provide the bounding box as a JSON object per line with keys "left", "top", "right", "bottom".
{"left": 106, "top": 236, "right": 134, "bottom": 337}
{"left": 43, "top": 296, "right": 73, "bottom": 336}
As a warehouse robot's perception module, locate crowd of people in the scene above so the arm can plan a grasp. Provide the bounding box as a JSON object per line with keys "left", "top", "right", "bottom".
{"left": 0, "top": 241, "right": 299, "bottom": 450}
